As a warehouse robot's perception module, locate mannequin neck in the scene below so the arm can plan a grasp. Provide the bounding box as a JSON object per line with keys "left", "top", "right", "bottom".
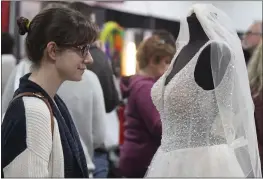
{"left": 187, "top": 13, "right": 209, "bottom": 42}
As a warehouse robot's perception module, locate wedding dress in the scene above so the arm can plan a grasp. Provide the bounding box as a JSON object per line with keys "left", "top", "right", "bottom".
{"left": 145, "top": 4, "right": 262, "bottom": 178}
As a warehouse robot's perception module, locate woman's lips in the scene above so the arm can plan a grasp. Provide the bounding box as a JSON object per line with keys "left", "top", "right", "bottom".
{"left": 78, "top": 67, "right": 86, "bottom": 70}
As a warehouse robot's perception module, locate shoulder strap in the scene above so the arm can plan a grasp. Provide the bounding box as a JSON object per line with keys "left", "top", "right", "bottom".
{"left": 10, "top": 92, "right": 54, "bottom": 138}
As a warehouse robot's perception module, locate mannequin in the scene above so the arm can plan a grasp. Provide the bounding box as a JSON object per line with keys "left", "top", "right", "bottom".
{"left": 146, "top": 4, "right": 262, "bottom": 177}
{"left": 165, "top": 13, "right": 230, "bottom": 90}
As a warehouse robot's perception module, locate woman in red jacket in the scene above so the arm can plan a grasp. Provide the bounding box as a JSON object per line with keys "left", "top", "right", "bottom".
{"left": 119, "top": 36, "right": 176, "bottom": 178}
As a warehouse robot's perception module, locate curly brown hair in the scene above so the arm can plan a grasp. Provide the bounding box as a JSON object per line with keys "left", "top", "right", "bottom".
{"left": 152, "top": 29, "right": 176, "bottom": 48}
{"left": 136, "top": 35, "right": 176, "bottom": 69}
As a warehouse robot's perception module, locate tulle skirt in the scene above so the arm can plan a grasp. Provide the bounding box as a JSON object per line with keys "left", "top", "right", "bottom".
{"left": 145, "top": 144, "right": 245, "bottom": 177}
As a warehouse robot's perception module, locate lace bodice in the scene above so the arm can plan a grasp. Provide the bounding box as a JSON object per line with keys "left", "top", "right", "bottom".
{"left": 151, "top": 41, "right": 234, "bottom": 152}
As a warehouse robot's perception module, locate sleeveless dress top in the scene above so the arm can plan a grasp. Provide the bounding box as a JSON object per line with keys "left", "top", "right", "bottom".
{"left": 146, "top": 40, "right": 245, "bottom": 177}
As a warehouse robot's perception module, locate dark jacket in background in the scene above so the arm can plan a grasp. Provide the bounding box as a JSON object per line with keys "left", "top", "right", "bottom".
{"left": 243, "top": 49, "right": 252, "bottom": 64}
{"left": 88, "top": 46, "right": 120, "bottom": 113}
{"left": 253, "top": 93, "right": 263, "bottom": 172}
{"left": 119, "top": 75, "right": 162, "bottom": 178}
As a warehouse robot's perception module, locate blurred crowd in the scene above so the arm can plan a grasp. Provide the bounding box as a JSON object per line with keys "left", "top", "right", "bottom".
{"left": 1, "top": 1, "right": 262, "bottom": 178}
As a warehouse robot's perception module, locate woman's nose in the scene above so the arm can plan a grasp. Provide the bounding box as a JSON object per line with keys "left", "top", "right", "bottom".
{"left": 84, "top": 51, "right": 93, "bottom": 65}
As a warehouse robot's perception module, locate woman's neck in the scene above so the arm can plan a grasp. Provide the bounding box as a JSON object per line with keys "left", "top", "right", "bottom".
{"left": 187, "top": 13, "right": 209, "bottom": 42}
{"left": 137, "top": 67, "right": 156, "bottom": 78}
{"left": 29, "top": 65, "right": 64, "bottom": 99}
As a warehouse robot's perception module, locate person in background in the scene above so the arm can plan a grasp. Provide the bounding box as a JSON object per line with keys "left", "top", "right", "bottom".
{"left": 119, "top": 36, "right": 176, "bottom": 178}
{"left": 242, "top": 21, "right": 262, "bottom": 63}
{"left": 2, "top": 58, "right": 31, "bottom": 115}
{"left": 1, "top": 32, "right": 16, "bottom": 94}
{"left": 247, "top": 40, "right": 263, "bottom": 172}
{"left": 118, "top": 30, "right": 177, "bottom": 147}
{"left": 68, "top": 2, "right": 120, "bottom": 114}
{"left": 152, "top": 29, "right": 176, "bottom": 48}
{"left": 68, "top": 2, "right": 120, "bottom": 178}
{"left": 1, "top": 7, "right": 98, "bottom": 177}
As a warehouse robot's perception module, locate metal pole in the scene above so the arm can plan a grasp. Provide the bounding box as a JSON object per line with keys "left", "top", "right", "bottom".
{"left": 8, "top": 1, "right": 20, "bottom": 61}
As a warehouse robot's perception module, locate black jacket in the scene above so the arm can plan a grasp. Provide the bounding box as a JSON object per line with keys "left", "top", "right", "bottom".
{"left": 88, "top": 46, "right": 120, "bottom": 113}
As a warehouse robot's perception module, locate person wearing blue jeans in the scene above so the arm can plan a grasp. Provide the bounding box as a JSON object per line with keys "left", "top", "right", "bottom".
{"left": 93, "top": 149, "right": 109, "bottom": 178}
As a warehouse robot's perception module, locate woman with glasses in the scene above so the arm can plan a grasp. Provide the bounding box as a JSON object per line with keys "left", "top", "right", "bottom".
{"left": 1, "top": 7, "right": 98, "bottom": 177}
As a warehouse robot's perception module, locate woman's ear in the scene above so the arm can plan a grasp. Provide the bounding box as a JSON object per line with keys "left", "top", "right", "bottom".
{"left": 149, "top": 56, "right": 160, "bottom": 67}
{"left": 46, "top": 41, "right": 57, "bottom": 61}
{"left": 153, "top": 56, "right": 161, "bottom": 64}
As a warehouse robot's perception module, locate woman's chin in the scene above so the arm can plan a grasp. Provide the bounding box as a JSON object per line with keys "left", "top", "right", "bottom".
{"left": 68, "top": 74, "right": 83, "bottom": 82}
{"left": 64, "top": 70, "right": 85, "bottom": 82}
{"left": 74, "top": 75, "right": 83, "bottom": 81}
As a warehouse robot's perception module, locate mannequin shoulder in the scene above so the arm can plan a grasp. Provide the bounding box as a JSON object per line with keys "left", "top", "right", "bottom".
{"left": 195, "top": 41, "right": 231, "bottom": 90}
{"left": 199, "top": 41, "right": 231, "bottom": 65}
{"left": 210, "top": 41, "right": 231, "bottom": 56}
{"left": 199, "top": 41, "right": 231, "bottom": 64}
{"left": 201, "top": 41, "right": 231, "bottom": 56}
